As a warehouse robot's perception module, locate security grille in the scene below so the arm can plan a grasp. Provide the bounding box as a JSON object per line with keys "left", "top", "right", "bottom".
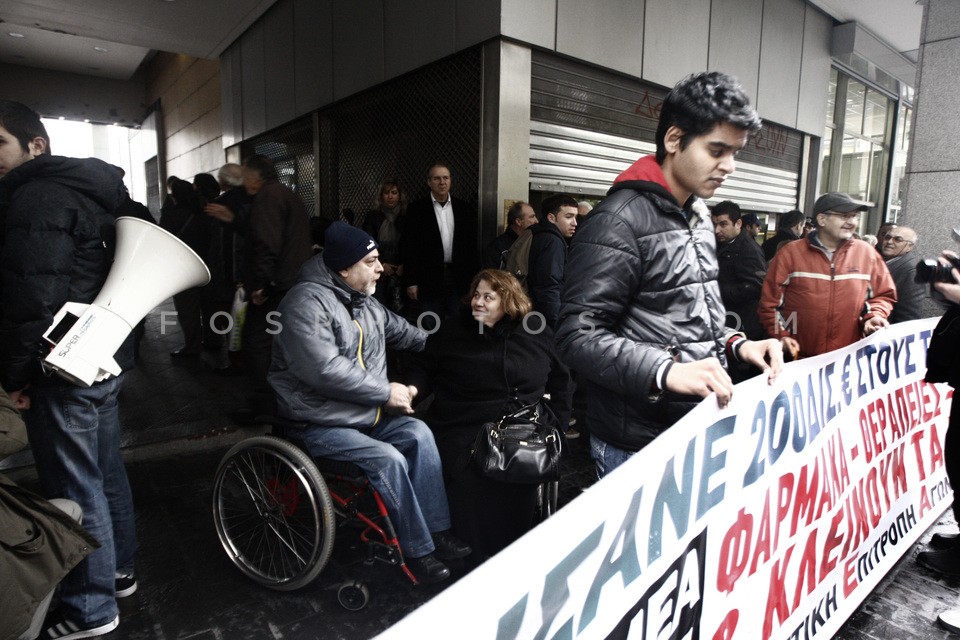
{"left": 325, "top": 48, "right": 482, "bottom": 221}
{"left": 241, "top": 117, "right": 317, "bottom": 216}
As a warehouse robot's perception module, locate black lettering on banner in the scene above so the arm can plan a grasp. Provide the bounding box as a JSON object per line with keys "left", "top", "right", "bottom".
{"left": 605, "top": 530, "right": 707, "bottom": 640}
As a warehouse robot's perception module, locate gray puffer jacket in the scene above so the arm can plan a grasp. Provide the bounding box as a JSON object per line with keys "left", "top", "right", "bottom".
{"left": 268, "top": 255, "right": 427, "bottom": 427}
{"left": 556, "top": 155, "right": 737, "bottom": 452}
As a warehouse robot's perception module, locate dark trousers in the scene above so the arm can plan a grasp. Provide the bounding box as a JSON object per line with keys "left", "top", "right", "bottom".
{"left": 946, "top": 392, "right": 960, "bottom": 523}
{"left": 241, "top": 294, "right": 282, "bottom": 415}
{"left": 173, "top": 286, "right": 204, "bottom": 353}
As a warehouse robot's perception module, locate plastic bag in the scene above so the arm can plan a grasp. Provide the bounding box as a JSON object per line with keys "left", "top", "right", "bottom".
{"left": 229, "top": 287, "right": 247, "bottom": 352}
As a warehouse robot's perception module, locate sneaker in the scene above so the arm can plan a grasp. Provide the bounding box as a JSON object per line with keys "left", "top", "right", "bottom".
{"left": 565, "top": 427, "right": 581, "bottom": 440}
{"left": 406, "top": 553, "right": 451, "bottom": 584}
{"left": 939, "top": 609, "right": 960, "bottom": 633}
{"left": 929, "top": 532, "right": 960, "bottom": 551}
{"left": 431, "top": 530, "right": 472, "bottom": 560}
{"left": 115, "top": 572, "right": 137, "bottom": 598}
{"left": 42, "top": 613, "right": 119, "bottom": 639}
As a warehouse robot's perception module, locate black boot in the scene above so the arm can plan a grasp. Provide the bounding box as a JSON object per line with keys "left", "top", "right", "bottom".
{"left": 432, "top": 530, "right": 472, "bottom": 561}
{"left": 407, "top": 553, "right": 451, "bottom": 584}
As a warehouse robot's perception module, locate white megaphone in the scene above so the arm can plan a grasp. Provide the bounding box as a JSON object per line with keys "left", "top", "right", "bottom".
{"left": 42, "top": 216, "right": 211, "bottom": 387}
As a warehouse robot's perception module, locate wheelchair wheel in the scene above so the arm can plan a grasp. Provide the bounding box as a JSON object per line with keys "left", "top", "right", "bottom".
{"left": 213, "top": 436, "right": 335, "bottom": 591}
{"left": 337, "top": 580, "right": 370, "bottom": 611}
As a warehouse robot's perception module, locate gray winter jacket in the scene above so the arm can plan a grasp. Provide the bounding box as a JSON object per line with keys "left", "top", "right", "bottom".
{"left": 268, "top": 255, "right": 427, "bottom": 427}
{"left": 556, "top": 155, "right": 738, "bottom": 452}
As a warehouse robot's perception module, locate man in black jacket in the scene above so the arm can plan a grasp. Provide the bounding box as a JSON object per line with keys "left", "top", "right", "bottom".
{"left": 556, "top": 73, "right": 783, "bottom": 478}
{"left": 401, "top": 163, "right": 479, "bottom": 322}
{"left": 238, "top": 154, "right": 312, "bottom": 415}
{"left": 0, "top": 100, "right": 136, "bottom": 638}
{"left": 528, "top": 194, "right": 578, "bottom": 328}
{"left": 711, "top": 200, "right": 766, "bottom": 341}
{"left": 761, "top": 209, "right": 805, "bottom": 261}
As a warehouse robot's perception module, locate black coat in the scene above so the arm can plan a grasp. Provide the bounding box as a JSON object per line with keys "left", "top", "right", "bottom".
{"left": 401, "top": 195, "right": 479, "bottom": 302}
{"left": 408, "top": 311, "right": 572, "bottom": 455}
{"left": 0, "top": 156, "right": 132, "bottom": 390}
{"left": 407, "top": 310, "right": 572, "bottom": 558}
{"left": 886, "top": 254, "right": 926, "bottom": 323}
{"left": 762, "top": 228, "right": 800, "bottom": 261}
{"left": 527, "top": 223, "right": 568, "bottom": 328}
{"left": 482, "top": 228, "right": 518, "bottom": 269}
{"left": 556, "top": 155, "right": 737, "bottom": 453}
{"left": 716, "top": 231, "right": 766, "bottom": 340}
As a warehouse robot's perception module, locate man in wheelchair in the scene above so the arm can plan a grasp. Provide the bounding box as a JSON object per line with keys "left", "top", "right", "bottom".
{"left": 268, "top": 222, "right": 471, "bottom": 584}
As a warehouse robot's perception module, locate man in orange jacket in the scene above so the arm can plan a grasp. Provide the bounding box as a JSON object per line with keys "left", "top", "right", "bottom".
{"left": 759, "top": 192, "right": 896, "bottom": 358}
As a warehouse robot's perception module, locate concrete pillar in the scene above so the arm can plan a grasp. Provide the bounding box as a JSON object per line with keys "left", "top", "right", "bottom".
{"left": 902, "top": 0, "right": 960, "bottom": 315}
{"left": 479, "top": 40, "right": 532, "bottom": 250}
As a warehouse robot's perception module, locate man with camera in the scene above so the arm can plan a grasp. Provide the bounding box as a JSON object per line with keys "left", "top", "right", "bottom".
{"left": 759, "top": 192, "right": 896, "bottom": 359}
{"left": 916, "top": 250, "right": 960, "bottom": 582}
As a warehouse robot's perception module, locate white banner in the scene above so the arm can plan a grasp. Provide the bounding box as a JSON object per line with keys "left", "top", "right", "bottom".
{"left": 378, "top": 318, "right": 952, "bottom": 640}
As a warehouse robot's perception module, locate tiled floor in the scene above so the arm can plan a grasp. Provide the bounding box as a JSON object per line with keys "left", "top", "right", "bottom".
{"left": 7, "top": 301, "right": 960, "bottom": 638}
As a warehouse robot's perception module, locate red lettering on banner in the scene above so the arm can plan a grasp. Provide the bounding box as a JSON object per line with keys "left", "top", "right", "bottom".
{"left": 820, "top": 509, "right": 845, "bottom": 582}
{"left": 775, "top": 473, "right": 793, "bottom": 548}
{"left": 930, "top": 424, "right": 944, "bottom": 471}
{"left": 878, "top": 444, "right": 907, "bottom": 508}
{"left": 911, "top": 431, "right": 928, "bottom": 481}
{"left": 712, "top": 609, "right": 739, "bottom": 640}
{"left": 762, "top": 545, "right": 795, "bottom": 640}
{"left": 843, "top": 556, "right": 858, "bottom": 598}
{"left": 750, "top": 498, "right": 774, "bottom": 573}
{"left": 792, "top": 528, "right": 818, "bottom": 610}
{"left": 717, "top": 508, "right": 752, "bottom": 593}
{"left": 919, "top": 486, "right": 932, "bottom": 518}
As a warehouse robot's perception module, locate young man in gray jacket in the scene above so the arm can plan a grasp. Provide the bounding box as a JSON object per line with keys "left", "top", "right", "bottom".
{"left": 269, "top": 222, "right": 470, "bottom": 583}
{"left": 556, "top": 72, "right": 784, "bottom": 478}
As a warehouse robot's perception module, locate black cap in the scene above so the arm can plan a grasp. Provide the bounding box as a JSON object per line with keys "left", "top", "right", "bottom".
{"left": 741, "top": 213, "right": 761, "bottom": 226}
{"left": 813, "top": 192, "right": 869, "bottom": 216}
{"left": 323, "top": 221, "right": 378, "bottom": 271}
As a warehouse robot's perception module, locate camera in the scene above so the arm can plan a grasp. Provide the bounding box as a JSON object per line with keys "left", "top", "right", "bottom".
{"left": 915, "top": 229, "right": 960, "bottom": 283}
{"left": 915, "top": 255, "right": 960, "bottom": 283}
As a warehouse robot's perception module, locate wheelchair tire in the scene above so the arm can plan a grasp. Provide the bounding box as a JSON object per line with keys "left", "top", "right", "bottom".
{"left": 213, "top": 435, "right": 336, "bottom": 591}
{"left": 337, "top": 580, "right": 370, "bottom": 611}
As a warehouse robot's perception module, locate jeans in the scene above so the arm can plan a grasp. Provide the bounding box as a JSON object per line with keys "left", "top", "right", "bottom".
{"left": 300, "top": 414, "right": 451, "bottom": 558}
{"left": 590, "top": 434, "right": 636, "bottom": 479}
{"left": 25, "top": 375, "right": 137, "bottom": 626}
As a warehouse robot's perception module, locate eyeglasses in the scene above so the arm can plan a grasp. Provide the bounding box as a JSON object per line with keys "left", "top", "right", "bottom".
{"left": 825, "top": 212, "right": 861, "bottom": 221}
{"left": 882, "top": 233, "right": 914, "bottom": 244}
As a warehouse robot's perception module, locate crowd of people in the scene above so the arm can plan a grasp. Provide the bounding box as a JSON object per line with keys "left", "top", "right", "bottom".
{"left": 0, "top": 66, "right": 954, "bottom": 640}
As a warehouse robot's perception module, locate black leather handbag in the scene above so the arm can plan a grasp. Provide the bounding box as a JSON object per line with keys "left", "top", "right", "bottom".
{"left": 470, "top": 401, "right": 562, "bottom": 484}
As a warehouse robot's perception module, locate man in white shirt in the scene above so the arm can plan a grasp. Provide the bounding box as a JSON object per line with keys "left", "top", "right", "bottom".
{"left": 401, "top": 162, "right": 479, "bottom": 324}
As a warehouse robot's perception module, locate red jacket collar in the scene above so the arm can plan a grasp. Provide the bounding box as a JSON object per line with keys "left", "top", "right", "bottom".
{"left": 613, "top": 155, "right": 672, "bottom": 194}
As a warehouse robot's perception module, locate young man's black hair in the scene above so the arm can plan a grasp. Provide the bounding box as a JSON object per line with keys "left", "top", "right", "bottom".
{"left": 539, "top": 194, "right": 579, "bottom": 223}
{"left": 654, "top": 71, "right": 762, "bottom": 163}
{"left": 712, "top": 200, "right": 742, "bottom": 223}
{"left": 0, "top": 99, "right": 51, "bottom": 154}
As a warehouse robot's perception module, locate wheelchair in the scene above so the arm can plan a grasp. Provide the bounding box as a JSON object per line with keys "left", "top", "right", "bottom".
{"left": 212, "top": 416, "right": 560, "bottom": 610}
{"left": 211, "top": 417, "right": 418, "bottom": 610}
